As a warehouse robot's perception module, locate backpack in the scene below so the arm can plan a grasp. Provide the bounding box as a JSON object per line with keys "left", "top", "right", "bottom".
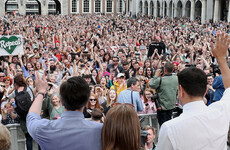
{"left": 15, "top": 86, "right": 33, "bottom": 119}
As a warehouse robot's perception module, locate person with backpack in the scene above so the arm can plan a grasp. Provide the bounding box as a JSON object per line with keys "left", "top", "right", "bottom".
{"left": 7, "top": 74, "right": 34, "bottom": 150}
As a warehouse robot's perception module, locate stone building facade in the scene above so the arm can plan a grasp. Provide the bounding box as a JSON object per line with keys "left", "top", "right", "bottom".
{"left": 0, "top": 0, "right": 230, "bottom": 24}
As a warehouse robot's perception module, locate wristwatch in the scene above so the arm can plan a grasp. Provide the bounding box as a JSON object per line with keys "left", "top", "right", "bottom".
{"left": 37, "top": 92, "right": 45, "bottom": 97}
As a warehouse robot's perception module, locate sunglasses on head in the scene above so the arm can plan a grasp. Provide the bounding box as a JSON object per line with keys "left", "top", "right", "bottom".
{"left": 90, "top": 99, "right": 96, "bottom": 101}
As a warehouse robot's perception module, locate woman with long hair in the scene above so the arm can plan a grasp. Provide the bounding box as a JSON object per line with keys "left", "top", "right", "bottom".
{"left": 101, "top": 89, "right": 117, "bottom": 115}
{"left": 136, "top": 66, "right": 145, "bottom": 79}
{"left": 102, "top": 104, "right": 141, "bottom": 150}
{"left": 83, "top": 93, "right": 103, "bottom": 118}
{"left": 142, "top": 88, "right": 157, "bottom": 114}
{"left": 7, "top": 74, "right": 34, "bottom": 150}
{"left": 145, "top": 67, "right": 154, "bottom": 80}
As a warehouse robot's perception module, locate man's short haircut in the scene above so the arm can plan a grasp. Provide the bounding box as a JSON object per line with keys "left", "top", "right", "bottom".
{"left": 83, "top": 74, "right": 91, "bottom": 79}
{"left": 60, "top": 76, "right": 90, "bottom": 110}
{"left": 113, "top": 56, "right": 119, "bottom": 60}
{"left": 142, "top": 125, "right": 156, "bottom": 135}
{"left": 122, "top": 61, "right": 129, "bottom": 66}
{"left": 207, "top": 73, "right": 213, "bottom": 77}
{"left": 91, "top": 108, "right": 103, "bottom": 121}
{"left": 164, "top": 62, "right": 174, "bottom": 73}
{"left": 127, "top": 77, "right": 138, "bottom": 88}
{"left": 0, "top": 124, "right": 11, "bottom": 150}
{"left": 178, "top": 68, "right": 207, "bottom": 97}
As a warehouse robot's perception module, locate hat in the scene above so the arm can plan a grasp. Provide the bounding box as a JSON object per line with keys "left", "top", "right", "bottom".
{"left": 185, "top": 59, "right": 190, "bottom": 63}
{"left": 117, "top": 73, "right": 125, "bottom": 78}
{"left": 28, "top": 54, "right": 35, "bottom": 59}
{"left": 173, "top": 62, "right": 179, "bottom": 66}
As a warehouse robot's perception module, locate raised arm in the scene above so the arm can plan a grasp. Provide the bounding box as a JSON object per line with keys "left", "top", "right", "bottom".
{"left": 211, "top": 33, "right": 230, "bottom": 89}
{"left": 28, "top": 71, "right": 48, "bottom": 115}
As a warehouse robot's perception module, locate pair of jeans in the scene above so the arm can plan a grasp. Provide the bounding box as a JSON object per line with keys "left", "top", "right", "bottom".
{"left": 25, "top": 133, "right": 41, "bottom": 150}
{"left": 25, "top": 133, "right": 33, "bottom": 150}
{"left": 157, "top": 109, "right": 173, "bottom": 126}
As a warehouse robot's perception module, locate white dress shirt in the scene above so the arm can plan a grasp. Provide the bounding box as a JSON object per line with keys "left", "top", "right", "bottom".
{"left": 156, "top": 88, "right": 230, "bottom": 150}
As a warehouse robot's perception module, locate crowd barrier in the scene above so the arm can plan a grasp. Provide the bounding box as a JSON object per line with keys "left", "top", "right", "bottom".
{"left": 6, "top": 124, "right": 39, "bottom": 150}
{"left": 138, "top": 113, "right": 160, "bottom": 141}
{"left": 5, "top": 113, "right": 177, "bottom": 150}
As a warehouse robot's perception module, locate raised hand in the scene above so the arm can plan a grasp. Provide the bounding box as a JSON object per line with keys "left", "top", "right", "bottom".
{"left": 211, "top": 32, "right": 230, "bottom": 89}
{"left": 35, "top": 71, "right": 48, "bottom": 94}
{"left": 211, "top": 33, "right": 230, "bottom": 60}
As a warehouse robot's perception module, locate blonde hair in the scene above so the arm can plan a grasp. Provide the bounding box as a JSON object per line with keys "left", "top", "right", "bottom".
{"left": 106, "top": 89, "right": 117, "bottom": 107}
{"left": 0, "top": 124, "right": 11, "bottom": 150}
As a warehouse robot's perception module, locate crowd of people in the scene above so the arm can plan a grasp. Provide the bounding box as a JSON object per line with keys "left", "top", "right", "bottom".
{"left": 0, "top": 13, "right": 230, "bottom": 150}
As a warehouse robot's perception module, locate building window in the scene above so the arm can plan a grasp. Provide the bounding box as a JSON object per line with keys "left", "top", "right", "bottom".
{"left": 72, "top": 0, "right": 77, "bottom": 12}
{"left": 106, "top": 0, "right": 112, "bottom": 12}
{"left": 83, "top": 0, "right": 89, "bottom": 12}
{"left": 95, "top": 0, "right": 101, "bottom": 13}
{"left": 119, "top": 0, "right": 122, "bottom": 12}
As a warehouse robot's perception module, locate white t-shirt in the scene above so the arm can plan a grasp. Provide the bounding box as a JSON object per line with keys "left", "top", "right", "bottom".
{"left": 156, "top": 88, "right": 230, "bottom": 150}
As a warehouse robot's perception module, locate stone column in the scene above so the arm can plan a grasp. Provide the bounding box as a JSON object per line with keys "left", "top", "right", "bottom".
{"left": 228, "top": 0, "right": 230, "bottom": 22}
{"left": 182, "top": 3, "right": 186, "bottom": 17}
{"left": 142, "top": 1, "right": 144, "bottom": 16}
{"left": 132, "top": 0, "right": 136, "bottom": 16}
{"left": 61, "top": 0, "right": 68, "bottom": 15}
{"left": 41, "top": 0, "right": 49, "bottom": 15}
{"left": 167, "top": 2, "right": 170, "bottom": 17}
{"left": 114, "top": 0, "right": 117, "bottom": 15}
{"left": 0, "top": 0, "right": 5, "bottom": 16}
{"left": 201, "top": 0, "right": 207, "bottom": 24}
{"left": 213, "top": 0, "right": 220, "bottom": 22}
{"left": 18, "top": 0, "right": 26, "bottom": 15}
{"left": 171, "top": 2, "right": 174, "bottom": 19}
{"left": 154, "top": 1, "right": 157, "bottom": 19}
{"left": 102, "top": 0, "right": 105, "bottom": 14}
{"left": 160, "top": 1, "right": 163, "bottom": 17}
{"left": 190, "top": 0, "right": 195, "bottom": 21}
{"left": 148, "top": 1, "right": 151, "bottom": 16}
{"left": 162, "top": 0, "right": 165, "bottom": 18}
{"left": 92, "top": 0, "right": 94, "bottom": 14}
{"left": 174, "top": 5, "right": 177, "bottom": 18}
{"left": 122, "top": 0, "right": 125, "bottom": 13}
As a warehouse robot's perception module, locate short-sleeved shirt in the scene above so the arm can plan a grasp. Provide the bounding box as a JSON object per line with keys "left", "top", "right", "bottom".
{"left": 27, "top": 111, "right": 103, "bottom": 150}
{"left": 117, "top": 89, "right": 143, "bottom": 112}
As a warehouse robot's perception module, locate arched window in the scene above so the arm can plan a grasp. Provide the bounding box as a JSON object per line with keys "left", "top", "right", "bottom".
{"left": 72, "top": 0, "right": 77, "bottom": 13}
{"left": 83, "top": 0, "right": 89, "bottom": 12}
{"left": 106, "top": 0, "right": 112, "bottom": 12}
{"left": 95, "top": 0, "right": 101, "bottom": 12}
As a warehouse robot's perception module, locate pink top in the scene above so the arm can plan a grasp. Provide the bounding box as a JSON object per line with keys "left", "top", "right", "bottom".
{"left": 141, "top": 100, "right": 157, "bottom": 114}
